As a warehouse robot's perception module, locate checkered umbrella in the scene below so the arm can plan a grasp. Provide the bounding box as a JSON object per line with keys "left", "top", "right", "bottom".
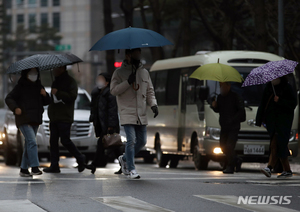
{"left": 57, "top": 53, "right": 83, "bottom": 65}
{"left": 6, "top": 54, "right": 78, "bottom": 74}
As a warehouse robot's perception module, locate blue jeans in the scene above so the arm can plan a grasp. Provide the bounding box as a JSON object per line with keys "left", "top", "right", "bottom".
{"left": 19, "top": 125, "right": 39, "bottom": 169}
{"left": 123, "top": 125, "right": 147, "bottom": 171}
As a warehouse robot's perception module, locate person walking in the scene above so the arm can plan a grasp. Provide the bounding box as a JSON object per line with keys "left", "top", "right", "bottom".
{"left": 110, "top": 48, "right": 158, "bottom": 179}
{"left": 256, "top": 76, "right": 297, "bottom": 178}
{"left": 5, "top": 68, "right": 51, "bottom": 177}
{"left": 43, "top": 66, "right": 86, "bottom": 173}
{"left": 87, "top": 73, "right": 120, "bottom": 174}
{"left": 211, "top": 82, "right": 245, "bottom": 174}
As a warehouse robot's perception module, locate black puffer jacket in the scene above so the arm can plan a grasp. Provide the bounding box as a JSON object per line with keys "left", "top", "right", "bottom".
{"left": 5, "top": 70, "right": 51, "bottom": 127}
{"left": 90, "top": 86, "right": 119, "bottom": 137}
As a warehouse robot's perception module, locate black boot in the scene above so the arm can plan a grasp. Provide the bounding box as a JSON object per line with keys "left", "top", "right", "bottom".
{"left": 43, "top": 166, "right": 61, "bottom": 173}
{"left": 85, "top": 163, "right": 96, "bottom": 174}
{"left": 223, "top": 166, "right": 234, "bottom": 174}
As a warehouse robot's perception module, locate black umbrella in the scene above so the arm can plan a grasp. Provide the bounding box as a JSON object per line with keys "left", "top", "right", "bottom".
{"left": 6, "top": 53, "right": 82, "bottom": 74}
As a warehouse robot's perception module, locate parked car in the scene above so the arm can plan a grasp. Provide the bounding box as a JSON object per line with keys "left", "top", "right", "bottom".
{"left": 2, "top": 87, "right": 98, "bottom": 166}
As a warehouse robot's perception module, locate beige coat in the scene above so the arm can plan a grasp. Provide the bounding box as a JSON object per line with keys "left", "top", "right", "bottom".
{"left": 110, "top": 61, "right": 157, "bottom": 125}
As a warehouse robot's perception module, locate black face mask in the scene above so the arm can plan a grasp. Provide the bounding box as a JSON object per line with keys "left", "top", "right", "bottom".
{"left": 131, "top": 57, "right": 140, "bottom": 70}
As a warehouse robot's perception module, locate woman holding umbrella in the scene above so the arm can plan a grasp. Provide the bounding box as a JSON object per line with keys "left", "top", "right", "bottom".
{"left": 5, "top": 68, "right": 51, "bottom": 177}
{"left": 256, "top": 76, "right": 297, "bottom": 178}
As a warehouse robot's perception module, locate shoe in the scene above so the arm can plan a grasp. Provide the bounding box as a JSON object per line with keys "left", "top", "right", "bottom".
{"left": 235, "top": 158, "right": 243, "bottom": 172}
{"left": 85, "top": 164, "right": 96, "bottom": 174}
{"left": 31, "top": 167, "right": 43, "bottom": 175}
{"left": 260, "top": 167, "right": 271, "bottom": 178}
{"left": 19, "top": 169, "right": 32, "bottom": 177}
{"left": 277, "top": 171, "right": 293, "bottom": 178}
{"left": 43, "top": 166, "right": 61, "bottom": 173}
{"left": 114, "top": 168, "right": 122, "bottom": 175}
{"left": 118, "top": 155, "right": 129, "bottom": 175}
{"left": 128, "top": 170, "right": 140, "bottom": 179}
{"left": 78, "top": 155, "right": 86, "bottom": 173}
{"left": 223, "top": 167, "right": 234, "bottom": 174}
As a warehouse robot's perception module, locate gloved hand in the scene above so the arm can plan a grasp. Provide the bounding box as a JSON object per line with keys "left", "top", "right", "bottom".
{"left": 151, "top": 106, "right": 159, "bottom": 118}
{"left": 127, "top": 73, "right": 136, "bottom": 85}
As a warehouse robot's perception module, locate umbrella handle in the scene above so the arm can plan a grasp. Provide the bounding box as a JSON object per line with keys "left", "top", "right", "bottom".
{"left": 132, "top": 83, "right": 140, "bottom": 91}
{"left": 271, "top": 83, "right": 276, "bottom": 96}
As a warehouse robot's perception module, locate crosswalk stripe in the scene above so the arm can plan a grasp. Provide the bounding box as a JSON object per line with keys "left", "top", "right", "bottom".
{"left": 0, "top": 200, "right": 46, "bottom": 212}
{"left": 92, "top": 196, "right": 174, "bottom": 212}
{"left": 194, "top": 195, "right": 300, "bottom": 212}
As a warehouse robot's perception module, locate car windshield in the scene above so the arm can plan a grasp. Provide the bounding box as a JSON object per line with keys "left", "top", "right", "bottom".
{"left": 43, "top": 93, "right": 90, "bottom": 110}
{"left": 75, "top": 94, "right": 90, "bottom": 110}
{"left": 207, "top": 66, "right": 297, "bottom": 107}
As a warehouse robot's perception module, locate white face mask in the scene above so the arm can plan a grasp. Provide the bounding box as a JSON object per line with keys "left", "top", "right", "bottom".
{"left": 28, "top": 74, "right": 38, "bottom": 82}
{"left": 96, "top": 81, "right": 106, "bottom": 89}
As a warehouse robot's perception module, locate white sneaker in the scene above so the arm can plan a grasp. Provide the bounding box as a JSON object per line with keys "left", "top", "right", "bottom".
{"left": 128, "top": 170, "right": 140, "bottom": 179}
{"left": 260, "top": 167, "right": 271, "bottom": 178}
{"left": 118, "top": 155, "right": 129, "bottom": 175}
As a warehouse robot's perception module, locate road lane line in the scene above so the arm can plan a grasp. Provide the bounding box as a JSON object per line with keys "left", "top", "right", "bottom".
{"left": 0, "top": 200, "right": 46, "bottom": 212}
{"left": 194, "top": 195, "right": 299, "bottom": 212}
{"left": 92, "top": 196, "right": 174, "bottom": 212}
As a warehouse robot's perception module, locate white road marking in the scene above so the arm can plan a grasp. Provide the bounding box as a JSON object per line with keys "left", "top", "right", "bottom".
{"left": 92, "top": 196, "right": 174, "bottom": 212}
{"left": 0, "top": 200, "right": 46, "bottom": 212}
{"left": 194, "top": 195, "right": 300, "bottom": 212}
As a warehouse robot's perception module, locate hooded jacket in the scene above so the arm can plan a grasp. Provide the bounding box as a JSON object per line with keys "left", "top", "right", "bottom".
{"left": 5, "top": 69, "right": 51, "bottom": 127}
{"left": 110, "top": 61, "right": 157, "bottom": 125}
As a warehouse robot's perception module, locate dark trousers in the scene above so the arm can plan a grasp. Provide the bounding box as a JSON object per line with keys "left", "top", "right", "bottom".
{"left": 220, "top": 128, "right": 239, "bottom": 169}
{"left": 92, "top": 136, "right": 106, "bottom": 166}
{"left": 49, "top": 122, "right": 84, "bottom": 168}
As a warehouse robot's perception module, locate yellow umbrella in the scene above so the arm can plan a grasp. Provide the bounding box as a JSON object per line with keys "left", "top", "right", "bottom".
{"left": 190, "top": 62, "right": 243, "bottom": 83}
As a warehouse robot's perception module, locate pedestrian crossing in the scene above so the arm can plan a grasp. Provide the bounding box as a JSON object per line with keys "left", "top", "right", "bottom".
{"left": 92, "top": 196, "right": 174, "bottom": 212}
{"left": 0, "top": 200, "right": 46, "bottom": 212}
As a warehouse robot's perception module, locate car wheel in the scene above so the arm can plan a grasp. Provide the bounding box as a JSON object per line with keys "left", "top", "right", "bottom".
{"left": 193, "top": 145, "right": 209, "bottom": 170}
{"left": 155, "top": 138, "right": 169, "bottom": 168}
{"left": 169, "top": 157, "right": 180, "bottom": 168}
{"left": 143, "top": 156, "right": 154, "bottom": 164}
{"left": 3, "top": 131, "right": 17, "bottom": 166}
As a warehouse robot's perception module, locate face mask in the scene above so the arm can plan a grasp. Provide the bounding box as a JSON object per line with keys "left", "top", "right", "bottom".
{"left": 28, "top": 74, "right": 38, "bottom": 82}
{"left": 96, "top": 81, "right": 106, "bottom": 89}
{"left": 271, "top": 78, "right": 281, "bottom": 86}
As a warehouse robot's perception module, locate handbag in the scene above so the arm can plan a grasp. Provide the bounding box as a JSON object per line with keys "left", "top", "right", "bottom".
{"left": 102, "top": 133, "right": 123, "bottom": 148}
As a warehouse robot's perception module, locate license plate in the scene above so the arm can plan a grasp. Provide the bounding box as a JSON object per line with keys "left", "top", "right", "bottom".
{"left": 244, "top": 145, "right": 265, "bottom": 155}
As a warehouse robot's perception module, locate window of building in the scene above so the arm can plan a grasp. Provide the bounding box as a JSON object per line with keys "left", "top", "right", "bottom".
{"left": 41, "top": 0, "right": 48, "bottom": 7}
{"left": 28, "top": 0, "right": 36, "bottom": 7}
{"left": 41, "top": 13, "right": 48, "bottom": 26}
{"left": 16, "top": 0, "right": 24, "bottom": 7}
{"left": 6, "top": 15, "right": 12, "bottom": 33}
{"left": 17, "top": 14, "right": 24, "bottom": 25}
{"left": 5, "top": 0, "right": 12, "bottom": 9}
{"left": 53, "top": 0, "right": 60, "bottom": 6}
{"left": 29, "top": 14, "right": 36, "bottom": 32}
{"left": 53, "top": 12, "right": 60, "bottom": 31}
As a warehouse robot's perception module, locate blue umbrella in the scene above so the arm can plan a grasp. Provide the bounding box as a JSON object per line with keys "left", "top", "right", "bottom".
{"left": 90, "top": 27, "right": 173, "bottom": 51}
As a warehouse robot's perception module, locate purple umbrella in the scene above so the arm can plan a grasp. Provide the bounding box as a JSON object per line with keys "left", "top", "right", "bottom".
{"left": 242, "top": 59, "right": 298, "bottom": 95}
